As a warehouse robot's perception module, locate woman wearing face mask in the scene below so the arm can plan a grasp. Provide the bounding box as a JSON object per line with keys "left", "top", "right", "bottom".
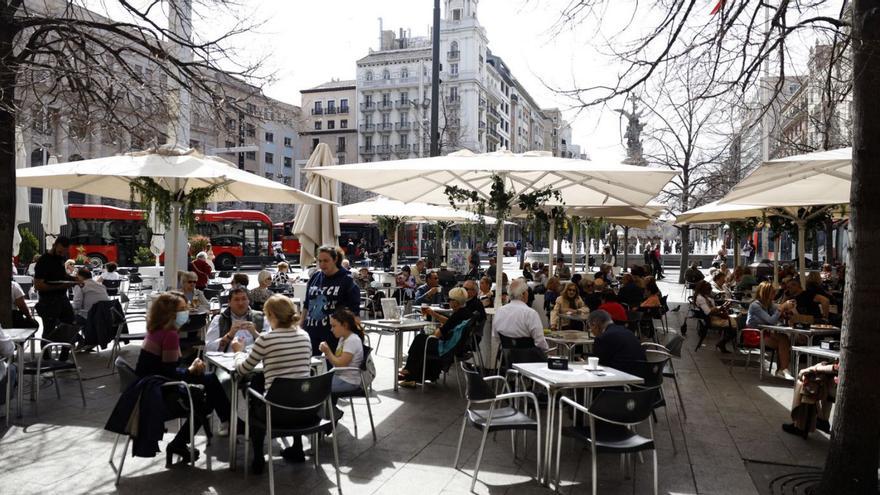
{"left": 134, "top": 292, "right": 233, "bottom": 464}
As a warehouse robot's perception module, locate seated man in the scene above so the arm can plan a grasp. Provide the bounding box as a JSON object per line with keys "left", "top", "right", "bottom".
{"left": 597, "top": 290, "right": 628, "bottom": 322}
{"left": 414, "top": 270, "right": 445, "bottom": 306}
{"left": 684, "top": 262, "right": 705, "bottom": 284}
{"left": 205, "top": 288, "right": 271, "bottom": 352}
{"left": 786, "top": 280, "right": 830, "bottom": 321}
{"left": 586, "top": 309, "right": 645, "bottom": 373}
{"left": 554, "top": 258, "right": 571, "bottom": 280}
{"left": 0, "top": 329, "right": 16, "bottom": 412}
{"left": 11, "top": 281, "right": 39, "bottom": 329}
{"left": 492, "top": 278, "right": 548, "bottom": 363}
{"left": 72, "top": 267, "right": 109, "bottom": 320}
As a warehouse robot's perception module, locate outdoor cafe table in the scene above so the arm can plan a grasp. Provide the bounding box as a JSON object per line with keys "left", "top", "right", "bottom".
{"left": 204, "top": 352, "right": 324, "bottom": 470}
{"left": 791, "top": 345, "right": 840, "bottom": 375}
{"left": 512, "top": 362, "right": 643, "bottom": 485}
{"left": 3, "top": 327, "right": 38, "bottom": 425}
{"left": 757, "top": 325, "right": 841, "bottom": 380}
{"left": 544, "top": 330, "right": 593, "bottom": 361}
{"left": 361, "top": 318, "right": 433, "bottom": 392}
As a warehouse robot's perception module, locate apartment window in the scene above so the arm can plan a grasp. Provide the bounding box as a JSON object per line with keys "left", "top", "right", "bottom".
{"left": 337, "top": 136, "right": 346, "bottom": 151}
{"left": 449, "top": 87, "right": 458, "bottom": 100}
{"left": 312, "top": 138, "right": 319, "bottom": 150}
{"left": 327, "top": 120, "right": 335, "bottom": 130}
{"left": 265, "top": 152, "right": 274, "bottom": 164}
{"left": 246, "top": 103, "right": 257, "bottom": 114}
{"left": 453, "top": 8, "right": 461, "bottom": 20}
{"left": 314, "top": 121, "right": 322, "bottom": 130}
{"left": 245, "top": 151, "right": 256, "bottom": 160}
{"left": 401, "top": 67, "right": 408, "bottom": 79}
{"left": 364, "top": 114, "right": 373, "bottom": 125}
{"left": 245, "top": 123, "right": 255, "bottom": 137}
{"left": 224, "top": 140, "right": 234, "bottom": 148}
{"left": 400, "top": 134, "right": 408, "bottom": 146}
{"left": 381, "top": 113, "right": 390, "bottom": 125}
{"left": 381, "top": 135, "right": 390, "bottom": 146}
{"left": 365, "top": 70, "right": 373, "bottom": 81}
{"left": 382, "top": 93, "right": 391, "bottom": 104}
{"left": 364, "top": 135, "right": 373, "bottom": 148}
{"left": 283, "top": 136, "right": 292, "bottom": 147}
{"left": 340, "top": 119, "right": 348, "bottom": 129}
{"left": 284, "top": 157, "right": 292, "bottom": 167}
{"left": 340, "top": 98, "right": 349, "bottom": 109}
{"left": 450, "top": 63, "right": 458, "bottom": 75}
{"left": 327, "top": 100, "right": 335, "bottom": 112}
{"left": 225, "top": 118, "right": 236, "bottom": 131}
{"left": 265, "top": 132, "right": 274, "bottom": 143}
{"left": 364, "top": 94, "right": 372, "bottom": 105}
{"left": 383, "top": 69, "right": 390, "bottom": 80}
{"left": 313, "top": 101, "right": 322, "bottom": 114}
{"left": 400, "top": 91, "right": 408, "bottom": 103}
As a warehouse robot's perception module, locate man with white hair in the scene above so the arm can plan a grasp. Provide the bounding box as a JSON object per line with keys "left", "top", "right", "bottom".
{"left": 492, "top": 277, "right": 548, "bottom": 353}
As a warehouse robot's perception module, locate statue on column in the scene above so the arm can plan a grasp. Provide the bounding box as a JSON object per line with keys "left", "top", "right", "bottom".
{"left": 615, "top": 97, "right": 647, "bottom": 166}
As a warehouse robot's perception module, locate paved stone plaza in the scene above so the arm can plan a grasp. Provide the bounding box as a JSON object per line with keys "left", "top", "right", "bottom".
{"left": 0, "top": 270, "right": 834, "bottom": 494}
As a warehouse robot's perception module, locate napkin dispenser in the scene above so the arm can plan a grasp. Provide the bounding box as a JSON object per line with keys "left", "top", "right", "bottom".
{"left": 793, "top": 321, "right": 812, "bottom": 330}
{"left": 547, "top": 356, "right": 569, "bottom": 370}
{"left": 820, "top": 339, "right": 840, "bottom": 351}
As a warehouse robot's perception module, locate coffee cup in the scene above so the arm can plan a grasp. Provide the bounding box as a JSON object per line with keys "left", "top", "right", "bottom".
{"left": 587, "top": 357, "right": 600, "bottom": 370}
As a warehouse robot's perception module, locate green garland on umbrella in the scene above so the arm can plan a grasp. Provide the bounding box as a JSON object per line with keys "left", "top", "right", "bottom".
{"left": 374, "top": 215, "right": 409, "bottom": 239}
{"left": 727, "top": 218, "right": 760, "bottom": 239}
{"left": 129, "top": 177, "right": 224, "bottom": 233}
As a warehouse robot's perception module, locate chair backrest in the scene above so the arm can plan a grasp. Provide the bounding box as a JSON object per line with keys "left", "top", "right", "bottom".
{"left": 265, "top": 371, "right": 334, "bottom": 413}
{"left": 631, "top": 353, "right": 669, "bottom": 389}
{"left": 218, "top": 270, "right": 232, "bottom": 279}
{"left": 589, "top": 388, "right": 659, "bottom": 425}
{"left": 102, "top": 279, "right": 122, "bottom": 289}
{"left": 128, "top": 273, "right": 143, "bottom": 284}
{"left": 662, "top": 333, "right": 685, "bottom": 357}
{"left": 461, "top": 362, "right": 495, "bottom": 402}
{"left": 115, "top": 357, "right": 139, "bottom": 392}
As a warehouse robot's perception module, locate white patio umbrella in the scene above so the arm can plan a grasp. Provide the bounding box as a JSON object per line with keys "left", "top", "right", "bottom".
{"left": 40, "top": 156, "right": 67, "bottom": 250}
{"left": 339, "top": 196, "right": 508, "bottom": 271}
{"left": 148, "top": 204, "right": 166, "bottom": 267}
{"left": 565, "top": 203, "right": 665, "bottom": 272}
{"left": 309, "top": 149, "right": 677, "bottom": 306}
{"left": 13, "top": 128, "right": 30, "bottom": 257}
{"left": 17, "top": 146, "right": 334, "bottom": 287}
{"left": 719, "top": 147, "right": 852, "bottom": 282}
{"left": 292, "top": 143, "right": 341, "bottom": 267}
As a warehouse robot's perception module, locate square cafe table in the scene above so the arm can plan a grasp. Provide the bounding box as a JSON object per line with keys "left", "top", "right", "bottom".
{"left": 204, "top": 352, "right": 324, "bottom": 470}
{"left": 3, "top": 328, "right": 38, "bottom": 425}
{"left": 361, "top": 318, "right": 433, "bottom": 392}
{"left": 757, "top": 325, "right": 840, "bottom": 380}
{"left": 512, "top": 362, "right": 643, "bottom": 485}
{"left": 791, "top": 345, "right": 840, "bottom": 375}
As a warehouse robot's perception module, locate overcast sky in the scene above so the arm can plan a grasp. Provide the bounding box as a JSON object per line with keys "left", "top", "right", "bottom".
{"left": 227, "top": 0, "right": 631, "bottom": 162}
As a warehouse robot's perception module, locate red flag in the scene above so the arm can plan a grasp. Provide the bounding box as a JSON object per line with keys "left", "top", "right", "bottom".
{"left": 710, "top": 0, "right": 725, "bottom": 15}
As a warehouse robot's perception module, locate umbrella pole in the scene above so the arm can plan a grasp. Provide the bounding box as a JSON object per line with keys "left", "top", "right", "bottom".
{"left": 164, "top": 201, "right": 185, "bottom": 291}
{"left": 623, "top": 226, "right": 629, "bottom": 273}
{"left": 571, "top": 220, "right": 578, "bottom": 276}
{"left": 773, "top": 235, "right": 781, "bottom": 288}
{"left": 495, "top": 220, "right": 505, "bottom": 308}
{"left": 548, "top": 224, "right": 555, "bottom": 270}
{"left": 584, "top": 224, "right": 591, "bottom": 273}
{"left": 417, "top": 223, "right": 422, "bottom": 260}
{"left": 797, "top": 220, "right": 806, "bottom": 282}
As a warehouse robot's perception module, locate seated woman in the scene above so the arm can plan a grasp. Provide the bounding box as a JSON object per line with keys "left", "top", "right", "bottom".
{"left": 550, "top": 281, "right": 589, "bottom": 330}
{"left": 522, "top": 261, "right": 534, "bottom": 281}
{"left": 478, "top": 276, "right": 494, "bottom": 307}
{"left": 271, "top": 261, "right": 292, "bottom": 287}
{"left": 395, "top": 265, "right": 416, "bottom": 302}
{"left": 710, "top": 271, "right": 733, "bottom": 300}
{"left": 731, "top": 266, "right": 758, "bottom": 293}
{"left": 782, "top": 360, "right": 838, "bottom": 438}
{"left": 579, "top": 278, "right": 603, "bottom": 312}
{"left": 746, "top": 282, "right": 796, "bottom": 379}
{"left": 178, "top": 271, "right": 210, "bottom": 312}
{"left": 95, "top": 262, "right": 120, "bottom": 283}
{"left": 232, "top": 295, "right": 313, "bottom": 472}
{"left": 135, "top": 292, "right": 231, "bottom": 464}
{"left": 230, "top": 273, "right": 250, "bottom": 291}
{"left": 543, "top": 276, "right": 562, "bottom": 314}
{"left": 398, "top": 288, "right": 471, "bottom": 386}
{"left": 693, "top": 280, "right": 737, "bottom": 353}
{"left": 640, "top": 281, "right": 662, "bottom": 310}
{"left": 249, "top": 270, "right": 273, "bottom": 307}
{"left": 595, "top": 263, "right": 613, "bottom": 285}
{"left": 318, "top": 307, "right": 366, "bottom": 416}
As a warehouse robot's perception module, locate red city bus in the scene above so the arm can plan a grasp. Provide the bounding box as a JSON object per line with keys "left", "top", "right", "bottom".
{"left": 67, "top": 204, "right": 274, "bottom": 269}
{"left": 271, "top": 222, "right": 302, "bottom": 259}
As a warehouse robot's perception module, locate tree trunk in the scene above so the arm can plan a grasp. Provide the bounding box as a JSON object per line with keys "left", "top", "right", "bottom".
{"left": 818, "top": 1, "right": 880, "bottom": 491}
{"left": 622, "top": 226, "right": 629, "bottom": 272}
{"left": 733, "top": 232, "right": 741, "bottom": 270}
{"left": 678, "top": 226, "right": 690, "bottom": 284}
{"left": 825, "top": 218, "right": 834, "bottom": 264}
{"left": 0, "top": 23, "right": 17, "bottom": 328}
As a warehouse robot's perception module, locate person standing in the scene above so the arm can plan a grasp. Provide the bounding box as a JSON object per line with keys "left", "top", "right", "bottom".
{"left": 33, "top": 236, "right": 78, "bottom": 360}
{"left": 742, "top": 239, "right": 755, "bottom": 266}
{"left": 303, "top": 245, "right": 361, "bottom": 355}
{"left": 652, "top": 244, "right": 664, "bottom": 280}
{"left": 381, "top": 239, "right": 394, "bottom": 271}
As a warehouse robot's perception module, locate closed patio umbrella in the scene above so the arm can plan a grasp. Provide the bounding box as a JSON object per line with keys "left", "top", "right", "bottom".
{"left": 13, "top": 128, "right": 30, "bottom": 257}
{"left": 40, "top": 156, "right": 67, "bottom": 250}
{"left": 17, "top": 146, "right": 333, "bottom": 287}
{"left": 309, "top": 149, "right": 677, "bottom": 306}
{"left": 292, "top": 143, "right": 340, "bottom": 267}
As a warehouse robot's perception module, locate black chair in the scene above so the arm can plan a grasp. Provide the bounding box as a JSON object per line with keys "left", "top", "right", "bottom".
{"left": 102, "top": 279, "right": 122, "bottom": 296}
{"left": 218, "top": 270, "right": 232, "bottom": 279}
{"left": 108, "top": 358, "right": 204, "bottom": 484}
{"left": 244, "top": 371, "right": 341, "bottom": 495}
{"left": 126, "top": 273, "right": 143, "bottom": 298}
{"left": 454, "top": 363, "right": 541, "bottom": 492}
{"left": 555, "top": 389, "right": 658, "bottom": 495}
{"left": 642, "top": 334, "right": 687, "bottom": 419}
{"left": 330, "top": 345, "right": 377, "bottom": 442}
{"left": 22, "top": 328, "right": 86, "bottom": 415}
{"left": 494, "top": 334, "right": 546, "bottom": 373}
{"left": 107, "top": 312, "right": 148, "bottom": 368}
{"left": 421, "top": 317, "right": 477, "bottom": 395}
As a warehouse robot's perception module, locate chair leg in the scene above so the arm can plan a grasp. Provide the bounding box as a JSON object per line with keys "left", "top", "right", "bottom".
{"left": 72, "top": 353, "right": 86, "bottom": 407}
{"left": 653, "top": 449, "right": 658, "bottom": 495}
{"left": 364, "top": 387, "right": 377, "bottom": 443}
{"left": 349, "top": 399, "right": 358, "bottom": 438}
{"left": 453, "top": 413, "right": 468, "bottom": 469}
{"left": 592, "top": 446, "right": 598, "bottom": 495}
{"left": 115, "top": 436, "right": 131, "bottom": 485}
{"left": 471, "top": 425, "right": 491, "bottom": 493}
{"left": 53, "top": 370, "right": 62, "bottom": 399}
{"left": 510, "top": 430, "right": 516, "bottom": 458}
{"left": 330, "top": 403, "right": 342, "bottom": 494}
{"left": 267, "top": 411, "right": 274, "bottom": 495}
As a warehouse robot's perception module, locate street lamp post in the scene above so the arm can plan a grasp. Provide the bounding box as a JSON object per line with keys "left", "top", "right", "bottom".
{"left": 430, "top": 0, "right": 441, "bottom": 157}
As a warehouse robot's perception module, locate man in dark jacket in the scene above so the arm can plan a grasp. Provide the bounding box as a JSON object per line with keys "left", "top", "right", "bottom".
{"left": 587, "top": 309, "right": 645, "bottom": 374}
{"left": 617, "top": 274, "right": 645, "bottom": 308}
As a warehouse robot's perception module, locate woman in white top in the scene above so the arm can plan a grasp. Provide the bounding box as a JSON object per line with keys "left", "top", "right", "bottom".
{"left": 693, "top": 280, "right": 737, "bottom": 353}
{"left": 96, "top": 262, "right": 121, "bottom": 283}
{"left": 319, "top": 307, "right": 365, "bottom": 416}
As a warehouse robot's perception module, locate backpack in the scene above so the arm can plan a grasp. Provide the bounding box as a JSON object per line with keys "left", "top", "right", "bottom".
{"left": 362, "top": 344, "right": 377, "bottom": 387}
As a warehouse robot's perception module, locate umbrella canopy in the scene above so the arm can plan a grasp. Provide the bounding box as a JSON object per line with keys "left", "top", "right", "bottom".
{"left": 566, "top": 204, "right": 665, "bottom": 229}
{"left": 307, "top": 149, "right": 677, "bottom": 207}
{"left": 675, "top": 200, "right": 770, "bottom": 225}
{"left": 13, "top": 128, "right": 30, "bottom": 257}
{"left": 17, "top": 146, "right": 333, "bottom": 286}
{"left": 40, "top": 156, "right": 67, "bottom": 249}
{"left": 16, "top": 147, "right": 335, "bottom": 205}
{"left": 309, "top": 149, "right": 677, "bottom": 306}
{"left": 338, "top": 196, "right": 506, "bottom": 224}
{"left": 292, "top": 144, "right": 341, "bottom": 267}
{"left": 719, "top": 147, "right": 851, "bottom": 207}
